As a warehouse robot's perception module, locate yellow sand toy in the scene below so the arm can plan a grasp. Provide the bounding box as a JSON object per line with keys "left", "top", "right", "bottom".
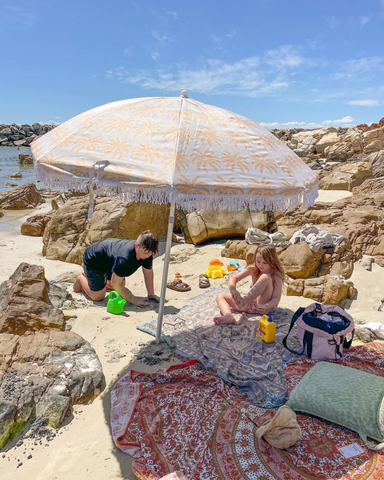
{"left": 204, "top": 265, "right": 226, "bottom": 279}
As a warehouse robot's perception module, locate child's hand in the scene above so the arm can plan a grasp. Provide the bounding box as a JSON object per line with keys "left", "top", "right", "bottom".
{"left": 254, "top": 303, "right": 269, "bottom": 314}
{"left": 230, "top": 286, "right": 242, "bottom": 305}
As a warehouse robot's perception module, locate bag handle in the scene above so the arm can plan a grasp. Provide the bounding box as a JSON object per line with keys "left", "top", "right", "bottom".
{"left": 282, "top": 307, "right": 306, "bottom": 355}
{"left": 343, "top": 329, "right": 355, "bottom": 349}
{"left": 358, "top": 432, "right": 384, "bottom": 450}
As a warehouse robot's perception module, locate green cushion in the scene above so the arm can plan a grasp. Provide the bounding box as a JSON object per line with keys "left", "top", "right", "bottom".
{"left": 286, "top": 362, "right": 384, "bottom": 450}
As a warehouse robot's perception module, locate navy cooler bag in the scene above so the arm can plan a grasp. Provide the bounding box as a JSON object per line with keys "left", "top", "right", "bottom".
{"left": 283, "top": 303, "right": 355, "bottom": 360}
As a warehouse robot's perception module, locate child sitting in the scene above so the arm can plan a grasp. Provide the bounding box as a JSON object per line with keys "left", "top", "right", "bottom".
{"left": 214, "top": 245, "right": 285, "bottom": 325}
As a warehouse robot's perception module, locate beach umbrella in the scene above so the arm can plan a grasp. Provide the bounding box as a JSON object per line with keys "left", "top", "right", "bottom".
{"left": 32, "top": 91, "right": 318, "bottom": 342}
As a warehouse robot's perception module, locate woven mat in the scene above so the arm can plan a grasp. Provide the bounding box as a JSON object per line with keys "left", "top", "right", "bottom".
{"left": 138, "top": 288, "right": 299, "bottom": 407}
{"left": 112, "top": 344, "right": 384, "bottom": 480}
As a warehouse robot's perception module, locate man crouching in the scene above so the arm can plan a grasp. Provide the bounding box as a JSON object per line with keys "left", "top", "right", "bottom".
{"left": 73, "top": 230, "right": 159, "bottom": 308}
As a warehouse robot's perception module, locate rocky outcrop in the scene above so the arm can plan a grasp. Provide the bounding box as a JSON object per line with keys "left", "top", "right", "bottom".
{"left": 275, "top": 190, "right": 384, "bottom": 261}
{"left": 285, "top": 275, "right": 356, "bottom": 305}
{"left": 271, "top": 117, "right": 384, "bottom": 184}
{"left": 21, "top": 211, "right": 55, "bottom": 236}
{"left": 177, "top": 208, "right": 275, "bottom": 245}
{"left": 0, "top": 263, "right": 65, "bottom": 335}
{"left": 319, "top": 162, "right": 372, "bottom": 191}
{"left": 0, "top": 263, "right": 103, "bottom": 447}
{"left": 18, "top": 153, "right": 34, "bottom": 165}
{"left": 0, "top": 182, "right": 43, "bottom": 209}
{"left": 221, "top": 239, "right": 355, "bottom": 304}
{"left": 0, "top": 123, "right": 55, "bottom": 147}
{"left": 42, "top": 195, "right": 171, "bottom": 264}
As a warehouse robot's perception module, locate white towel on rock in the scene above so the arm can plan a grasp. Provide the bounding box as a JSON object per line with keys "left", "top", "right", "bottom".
{"left": 290, "top": 224, "right": 345, "bottom": 252}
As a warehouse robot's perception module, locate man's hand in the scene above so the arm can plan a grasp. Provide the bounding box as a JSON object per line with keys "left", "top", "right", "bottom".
{"left": 147, "top": 294, "right": 160, "bottom": 303}
{"left": 130, "top": 296, "right": 150, "bottom": 308}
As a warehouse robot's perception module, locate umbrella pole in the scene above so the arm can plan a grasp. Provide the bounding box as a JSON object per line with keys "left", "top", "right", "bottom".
{"left": 156, "top": 198, "right": 176, "bottom": 343}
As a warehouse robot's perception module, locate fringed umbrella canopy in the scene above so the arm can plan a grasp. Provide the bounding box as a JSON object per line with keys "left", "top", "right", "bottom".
{"left": 32, "top": 92, "right": 318, "bottom": 342}
{"left": 32, "top": 92, "right": 318, "bottom": 212}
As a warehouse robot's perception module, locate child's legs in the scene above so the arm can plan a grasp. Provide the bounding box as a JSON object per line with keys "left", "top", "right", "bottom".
{"left": 216, "top": 291, "right": 239, "bottom": 315}
{"left": 214, "top": 292, "right": 244, "bottom": 325}
{"left": 255, "top": 279, "right": 274, "bottom": 306}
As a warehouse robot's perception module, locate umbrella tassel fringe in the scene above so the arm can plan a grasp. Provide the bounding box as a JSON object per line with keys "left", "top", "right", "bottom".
{"left": 33, "top": 163, "right": 318, "bottom": 212}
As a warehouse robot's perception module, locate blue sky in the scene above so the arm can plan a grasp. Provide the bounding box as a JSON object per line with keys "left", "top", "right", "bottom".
{"left": 1, "top": 0, "right": 384, "bottom": 128}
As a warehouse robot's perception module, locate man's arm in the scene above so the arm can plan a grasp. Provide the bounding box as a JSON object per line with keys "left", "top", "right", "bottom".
{"left": 110, "top": 273, "right": 148, "bottom": 307}
{"left": 142, "top": 267, "right": 159, "bottom": 301}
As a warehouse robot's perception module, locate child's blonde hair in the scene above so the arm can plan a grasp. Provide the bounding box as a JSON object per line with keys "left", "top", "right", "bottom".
{"left": 248, "top": 244, "right": 284, "bottom": 283}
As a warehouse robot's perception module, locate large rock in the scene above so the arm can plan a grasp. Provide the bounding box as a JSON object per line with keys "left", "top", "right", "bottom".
{"left": 286, "top": 275, "right": 355, "bottom": 304}
{"left": 275, "top": 190, "right": 384, "bottom": 263}
{"left": 0, "top": 182, "right": 43, "bottom": 209}
{"left": 323, "top": 142, "right": 352, "bottom": 162}
{"left": 0, "top": 264, "right": 103, "bottom": 447}
{"left": 180, "top": 209, "right": 273, "bottom": 245}
{"left": 0, "top": 263, "right": 65, "bottom": 335}
{"left": 362, "top": 126, "right": 384, "bottom": 146}
{"left": 366, "top": 149, "right": 384, "bottom": 177}
{"left": 222, "top": 238, "right": 353, "bottom": 280}
{"left": 313, "top": 132, "right": 340, "bottom": 154}
{"left": 319, "top": 162, "right": 372, "bottom": 191}
{"left": 21, "top": 211, "right": 55, "bottom": 236}
{"left": 18, "top": 153, "right": 34, "bottom": 165}
{"left": 42, "top": 195, "right": 171, "bottom": 264}
{"left": 221, "top": 239, "right": 355, "bottom": 304}
{"left": 279, "top": 242, "right": 324, "bottom": 278}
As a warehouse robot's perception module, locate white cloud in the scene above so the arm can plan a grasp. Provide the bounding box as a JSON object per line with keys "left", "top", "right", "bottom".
{"left": 151, "top": 52, "right": 160, "bottom": 60}
{"left": 360, "top": 15, "right": 372, "bottom": 26}
{"left": 322, "top": 115, "right": 355, "bottom": 124}
{"left": 54, "top": 116, "right": 61, "bottom": 120}
{"left": 166, "top": 11, "right": 178, "bottom": 20}
{"left": 348, "top": 99, "right": 379, "bottom": 106}
{"left": 335, "top": 56, "right": 384, "bottom": 78}
{"left": 124, "top": 46, "right": 134, "bottom": 57}
{"left": 225, "top": 30, "right": 237, "bottom": 38}
{"left": 105, "top": 56, "right": 293, "bottom": 97}
{"left": 152, "top": 31, "right": 173, "bottom": 45}
{"left": 2, "top": 5, "right": 37, "bottom": 28}
{"left": 39, "top": 120, "right": 61, "bottom": 126}
{"left": 260, "top": 116, "right": 355, "bottom": 130}
{"left": 211, "top": 33, "right": 222, "bottom": 50}
{"left": 265, "top": 45, "right": 307, "bottom": 69}
{"left": 326, "top": 16, "right": 340, "bottom": 28}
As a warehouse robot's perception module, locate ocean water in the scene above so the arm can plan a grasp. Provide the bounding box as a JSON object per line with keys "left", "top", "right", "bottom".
{"left": 0, "top": 146, "right": 35, "bottom": 193}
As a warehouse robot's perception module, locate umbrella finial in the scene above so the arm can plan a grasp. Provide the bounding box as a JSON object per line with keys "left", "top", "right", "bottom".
{"left": 180, "top": 90, "right": 189, "bottom": 98}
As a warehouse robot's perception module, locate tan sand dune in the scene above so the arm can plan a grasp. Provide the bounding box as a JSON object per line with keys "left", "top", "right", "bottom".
{"left": 0, "top": 190, "right": 383, "bottom": 480}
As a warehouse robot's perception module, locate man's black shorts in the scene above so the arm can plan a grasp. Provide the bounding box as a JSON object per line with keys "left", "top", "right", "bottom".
{"left": 83, "top": 252, "right": 109, "bottom": 291}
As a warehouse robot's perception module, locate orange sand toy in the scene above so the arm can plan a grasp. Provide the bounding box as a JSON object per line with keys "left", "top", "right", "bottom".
{"left": 209, "top": 259, "right": 224, "bottom": 266}
{"left": 227, "top": 265, "right": 238, "bottom": 271}
{"left": 205, "top": 265, "right": 226, "bottom": 278}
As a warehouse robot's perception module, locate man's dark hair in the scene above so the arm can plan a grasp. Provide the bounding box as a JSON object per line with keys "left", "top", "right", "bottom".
{"left": 137, "top": 230, "right": 159, "bottom": 254}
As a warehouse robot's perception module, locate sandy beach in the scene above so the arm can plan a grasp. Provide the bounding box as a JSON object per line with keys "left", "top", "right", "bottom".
{"left": 1, "top": 189, "right": 384, "bottom": 480}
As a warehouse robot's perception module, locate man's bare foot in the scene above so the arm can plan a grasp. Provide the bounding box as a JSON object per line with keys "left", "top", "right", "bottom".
{"left": 73, "top": 272, "right": 85, "bottom": 293}
{"left": 213, "top": 314, "right": 236, "bottom": 325}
